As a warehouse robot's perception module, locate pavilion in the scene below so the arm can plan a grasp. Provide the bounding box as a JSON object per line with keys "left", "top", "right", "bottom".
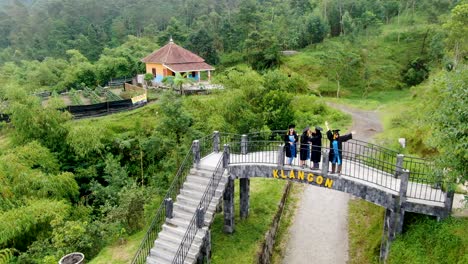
{"left": 141, "top": 39, "right": 214, "bottom": 84}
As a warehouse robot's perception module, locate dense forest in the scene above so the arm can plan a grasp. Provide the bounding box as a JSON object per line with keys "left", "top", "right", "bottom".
{"left": 0, "top": 0, "right": 466, "bottom": 263}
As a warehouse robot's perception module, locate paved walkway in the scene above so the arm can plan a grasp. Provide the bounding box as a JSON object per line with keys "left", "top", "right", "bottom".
{"left": 284, "top": 103, "right": 382, "bottom": 264}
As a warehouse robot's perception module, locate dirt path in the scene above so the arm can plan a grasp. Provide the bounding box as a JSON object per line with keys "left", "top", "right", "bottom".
{"left": 282, "top": 103, "right": 382, "bottom": 264}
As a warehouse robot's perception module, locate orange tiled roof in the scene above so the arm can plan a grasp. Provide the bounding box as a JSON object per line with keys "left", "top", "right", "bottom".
{"left": 141, "top": 41, "right": 205, "bottom": 64}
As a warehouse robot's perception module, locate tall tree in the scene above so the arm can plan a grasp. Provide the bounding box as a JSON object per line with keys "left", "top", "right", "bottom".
{"left": 318, "top": 42, "right": 361, "bottom": 98}
{"left": 157, "top": 18, "right": 188, "bottom": 46}
{"left": 187, "top": 28, "right": 219, "bottom": 64}
{"left": 428, "top": 69, "right": 468, "bottom": 186}
{"left": 244, "top": 30, "right": 281, "bottom": 70}
{"left": 443, "top": 3, "right": 468, "bottom": 69}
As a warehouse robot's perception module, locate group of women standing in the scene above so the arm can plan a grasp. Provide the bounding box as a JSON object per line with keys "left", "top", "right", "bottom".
{"left": 284, "top": 122, "right": 354, "bottom": 174}
{"left": 284, "top": 124, "right": 323, "bottom": 169}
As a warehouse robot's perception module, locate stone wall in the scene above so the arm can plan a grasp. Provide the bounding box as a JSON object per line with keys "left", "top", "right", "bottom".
{"left": 257, "top": 182, "right": 292, "bottom": 264}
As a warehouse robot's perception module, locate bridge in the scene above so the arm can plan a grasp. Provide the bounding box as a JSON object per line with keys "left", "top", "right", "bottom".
{"left": 131, "top": 131, "right": 455, "bottom": 264}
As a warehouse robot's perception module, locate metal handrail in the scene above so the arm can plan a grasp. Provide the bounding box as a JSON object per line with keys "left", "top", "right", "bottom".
{"left": 199, "top": 134, "right": 215, "bottom": 157}
{"left": 172, "top": 153, "right": 225, "bottom": 264}
{"left": 130, "top": 144, "right": 195, "bottom": 264}
{"left": 225, "top": 137, "right": 443, "bottom": 202}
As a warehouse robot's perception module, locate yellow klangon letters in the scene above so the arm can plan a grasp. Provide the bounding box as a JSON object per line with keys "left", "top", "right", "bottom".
{"left": 272, "top": 169, "right": 333, "bottom": 188}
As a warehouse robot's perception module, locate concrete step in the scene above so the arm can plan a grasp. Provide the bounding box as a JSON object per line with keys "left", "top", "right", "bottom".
{"left": 158, "top": 232, "right": 202, "bottom": 252}
{"left": 166, "top": 215, "right": 211, "bottom": 229}
{"left": 185, "top": 174, "right": 211, "bottom": 185}
{"left": 182, "top": 179, "right": 226, "bottom": 194}
{"left": 180, "top": 188, "right": 223, "bottom": 200}
{"left": 172, "top": 202, "right": 220, "bottom": 226}
{"left": 176, "top": 194, "right": 205, "bottom": 208}
{"left": 183, "top": 181, "right": 208, "bottom": 192}
{"left": 154, "top": 238, "right": 200, "bottom": 257}
{"left": 174, "top": 202, "right": 215, "bottom": 219}
{"left": 162, "top": 224, "right": 207, "bottom": 241}
{"left": 173, "top": 208, "right": 196, "bottom": 221}
{"left": 190, "top": 168, "right": 216, "bottom": 178}
{"left": 148, "top": 246, "right": 197, "bottom": 264}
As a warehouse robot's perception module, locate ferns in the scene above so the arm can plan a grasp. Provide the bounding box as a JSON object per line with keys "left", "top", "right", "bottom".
{"left": 0, "top": 248, "right": 16, "bottom": 264}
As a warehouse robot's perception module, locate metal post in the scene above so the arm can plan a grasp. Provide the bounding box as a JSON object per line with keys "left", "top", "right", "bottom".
{"left": 321, "top": 149, "right": 329, "bottom": 176}
{"left": 213, "top": 131, "right": 220, "bottom": 153}
{"left": 223, "top": 144, "right": 230, "bottom": 168}
{"left": 165, "top": 198, "right": 173, "bottom": 219}
{"left": 241, "top": 134, "right": 248, "bottom": 155}
{"left": 277, "top": 144, "right": 285, "bottom": 166}
{"left": 196, "top": 206, "right": 205, "bottom": 228}
{"left": 395, "top": 154, "right": 404, "bottom": 178}
{"left": 193, "top": 140, "right": 200, "bottom": 169}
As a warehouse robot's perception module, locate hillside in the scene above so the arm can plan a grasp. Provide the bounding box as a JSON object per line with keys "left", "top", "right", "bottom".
{"left": 0, "top": 1, "right": 466, "bottom": 263}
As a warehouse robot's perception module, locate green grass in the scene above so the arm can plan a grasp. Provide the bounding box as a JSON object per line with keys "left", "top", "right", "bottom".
{"left": 388, "top": 217, "right": 468, "bottom": 264}
{"left": 292, "top": 95, "right": 352, "bottom": 131}
{"left": 348, "top": 199, "right": 385, "bottom": 264}
{"left": 88, "top": 230, "right": 145, "bottom": 264}
{"left": 210, "top": 178, "right": 287, "bottom": 264}
{"left": 271, "top": 183, "right": 305, "bottom": 264}
{"left": 70, "top": 101, "right": 160, "bottom": 135}
{"left": 334, "top": 90, "right": 412, "bottom": 110}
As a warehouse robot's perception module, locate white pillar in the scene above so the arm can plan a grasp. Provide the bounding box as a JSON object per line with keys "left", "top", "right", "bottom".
{"left": 208, "top": 70, "right": 211, "bottom": 82}
{"left": 197, "top": 71, "right": 201, "bottom": 82}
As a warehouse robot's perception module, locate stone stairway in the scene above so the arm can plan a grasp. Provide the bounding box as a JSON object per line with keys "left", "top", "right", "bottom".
{"left": 147, "top": 164, "right": 228, "bottom": 264}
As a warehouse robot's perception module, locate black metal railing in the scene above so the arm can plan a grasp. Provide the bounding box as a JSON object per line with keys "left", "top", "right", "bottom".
{"left": 229, "top": 140, "right": 282, "bottom": 165}
{"left": 172, "top": 153, "right": 225, "bottom": 264}
{"left": 199, "top": 134, "right": 215, "bottom": 157}
{"left": 131, "top": 144, "right": 195, "bottom": 264}
{"left": 403, "top": 156, "right": 444, "bottom": 202}
{"left": 337, "top": 146, "right": 400, "bottom": 192}
{"left": 219, "top": 132, "right": 243, "bottom": 145}
{"left": 225, "top": 135, "right": 443, "bottom": 199}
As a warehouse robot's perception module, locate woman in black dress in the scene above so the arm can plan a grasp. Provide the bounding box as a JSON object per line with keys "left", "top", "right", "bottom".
{"left": 310, "top": 126, "right": 323, "bottom": 169}
{"left": 299, "top": 126, "right": 312, "bottom": 168}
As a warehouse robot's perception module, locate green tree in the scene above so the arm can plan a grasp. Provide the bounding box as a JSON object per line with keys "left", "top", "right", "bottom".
{"left": 402, "top": 58, "right": 429, "bottom": 86}
{"left": 187, "top": 28, "right": 219, "bottom": 65}
{"left": 428, "top": 68, "right": 468, "bottom": 186}
{"left": 157, "top": 91, "right": 193, "bottom": 144}
{"left": 66, "top": 124, "right": 108, "bottom": 159}
{"left": 58, "top": 49, "right": 97, "bottom": 90}
{"left": 9, "top": 93, "right": 71, "bottom": 152}
{"left": 262, "top": 90, "right": 294, "bottom": 130}
{"left": 443, "top": 3, "right": 468, "bottom": 68}
{"left": 0, "top": 199, "right": 70, "bottom": 248}
{"left": 157, "top": 18, "right": 188, "bottom": 46}
{"left": 309, "top": 15, "right": 328, "bottom": 44}
{"left": 318, "top": 42, "right": 361, "bottom": 98}
{"left": 162, "top": 72, "right": 194, "bottom": 95}
{"left": 244, "top": 30, "right": 281, "bottom": 70}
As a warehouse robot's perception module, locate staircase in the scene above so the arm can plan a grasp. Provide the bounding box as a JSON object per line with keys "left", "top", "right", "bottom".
{"left": 146, "top": 164, "right": 228, "bottom": 264}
